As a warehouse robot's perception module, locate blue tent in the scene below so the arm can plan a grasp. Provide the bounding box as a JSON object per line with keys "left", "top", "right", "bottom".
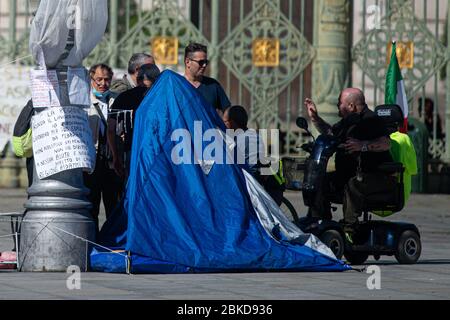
{"left": 90, "top": 70, "right": 350, "bottom": 273}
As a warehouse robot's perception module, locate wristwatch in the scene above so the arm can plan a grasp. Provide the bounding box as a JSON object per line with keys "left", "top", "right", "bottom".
{"left": 361, "top": 143, "right": 368, "bottom": 152}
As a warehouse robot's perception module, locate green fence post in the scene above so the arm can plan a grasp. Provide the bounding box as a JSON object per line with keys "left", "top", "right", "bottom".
{"left": 9, "top": 0, "right": 17, "bottom": 59}
{"left": 408, "top": 117, "right": 429, "bottom": 193}
{"left": 210, "top": 0, "right": 219, "bottom": 79}
{"left": 109, "top": 0, "right": 119, "bottom": 67}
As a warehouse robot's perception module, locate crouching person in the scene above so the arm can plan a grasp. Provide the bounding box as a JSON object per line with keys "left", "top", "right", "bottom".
{"left": 223, "top": 105, "right": 285, "bottom": 205}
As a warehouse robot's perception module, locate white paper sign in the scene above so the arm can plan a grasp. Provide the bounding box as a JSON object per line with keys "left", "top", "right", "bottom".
{"left": 30, "top": 69, "right": 61, "bottom": 108}
{"left": 32, "top": 107, "right": 95, "bottom": 179}
{"left": 0, "top": 65, "right": 32, "bottom": 151}
{"left": 68, "top": 67, "right": 91, "bottom": 106}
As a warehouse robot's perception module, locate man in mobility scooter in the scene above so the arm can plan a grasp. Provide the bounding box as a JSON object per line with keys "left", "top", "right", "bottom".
{"left": 298, "top": 88, "right": 421, "bottom": 264}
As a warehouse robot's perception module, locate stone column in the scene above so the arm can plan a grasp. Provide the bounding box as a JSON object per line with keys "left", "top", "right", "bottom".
{"left": 312, "top": 0, "right": 352, "bottom": 128}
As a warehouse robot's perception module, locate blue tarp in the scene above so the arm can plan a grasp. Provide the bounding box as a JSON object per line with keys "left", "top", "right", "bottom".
{"left": 91, "top": 70, "right": 350, "bottom": 273}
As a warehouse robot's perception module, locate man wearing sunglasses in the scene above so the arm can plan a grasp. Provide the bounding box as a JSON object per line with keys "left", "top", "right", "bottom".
{"left": 184, "top": 43, "right": 231, "bottom": 114}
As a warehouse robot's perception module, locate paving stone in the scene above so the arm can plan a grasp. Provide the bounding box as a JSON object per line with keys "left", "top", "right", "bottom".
{"left": 1, "top": 188, "right": 450, "bottom": 299}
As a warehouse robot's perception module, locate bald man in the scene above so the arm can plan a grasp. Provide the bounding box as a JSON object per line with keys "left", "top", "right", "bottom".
{"left": 303, "top": 88, "right": 396, "bottom": 240}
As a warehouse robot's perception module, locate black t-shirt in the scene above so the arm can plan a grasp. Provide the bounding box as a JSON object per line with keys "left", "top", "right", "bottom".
{"left": 197, "top": 76, "right": 231, "bottom": 111}
{"left": 110, "top": 86, "right": 148, "bottom": 151}
{"left": 332, "top": 108, "right": 393, "bottom": 181}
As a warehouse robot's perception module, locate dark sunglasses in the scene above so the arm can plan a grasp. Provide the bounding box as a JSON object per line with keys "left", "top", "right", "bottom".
{"left": 189, "top": 58, "right": 209, "bottom": 67}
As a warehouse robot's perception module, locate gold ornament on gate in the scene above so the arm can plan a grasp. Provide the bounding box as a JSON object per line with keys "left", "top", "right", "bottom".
{"left": 151, "top": 36, "right": 179, "bottom": 65}
{"left": 252, "top": 38, "right": 280, "bottom": 67}
{"left": 386, "top": 41, "right": 414, "bottom": 69}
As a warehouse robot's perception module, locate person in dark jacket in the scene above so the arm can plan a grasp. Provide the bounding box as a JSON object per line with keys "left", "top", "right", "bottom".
{"left": 108, "top": 63, "right": 161, "bottom": 180}
{"left": 12, "top": 99, "right": 34, "bottom": 186}
{"left": 303, "top": 88, "right": 396, "bottom": 240}
{"left": 110, "top": 53, "right": 155, "bottom": 94}
{"left": 183, "top": 43, "right": 231, "bottom": 114}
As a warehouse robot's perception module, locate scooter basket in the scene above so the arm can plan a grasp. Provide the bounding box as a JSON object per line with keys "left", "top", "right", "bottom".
{"left": 282, "top": 157, "right": 306, "bottom": 190}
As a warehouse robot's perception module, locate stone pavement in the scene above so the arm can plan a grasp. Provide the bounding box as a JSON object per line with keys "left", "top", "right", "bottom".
{"left": 0, "top": 188, "right": 450, "bottom": 300}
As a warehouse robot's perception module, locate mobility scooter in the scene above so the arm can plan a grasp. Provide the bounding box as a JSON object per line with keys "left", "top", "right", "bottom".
{"left": 294, "top": 112, "right": 421, "bottom": 265}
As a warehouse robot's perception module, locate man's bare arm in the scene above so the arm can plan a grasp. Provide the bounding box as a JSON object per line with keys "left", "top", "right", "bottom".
{"left": 304, "top": 98, "right": 332, "bottom": 135}
{"left": 312, "top": 116, "right": 333, "bottom": 135}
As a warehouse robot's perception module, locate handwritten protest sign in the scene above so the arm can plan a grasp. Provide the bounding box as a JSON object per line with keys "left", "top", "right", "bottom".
{"left": 30, "top": 69, "right": 61, "bottom": 108}
{"left": 31, "top": 107, "right": 95, "bottom": 179}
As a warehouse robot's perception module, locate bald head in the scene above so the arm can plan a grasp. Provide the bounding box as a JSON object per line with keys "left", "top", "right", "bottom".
{"left": 337, "top": 88, "right": 367, "bottom": 118}
{"left": 342, "top": 88, "right": 366, "bottom": 105}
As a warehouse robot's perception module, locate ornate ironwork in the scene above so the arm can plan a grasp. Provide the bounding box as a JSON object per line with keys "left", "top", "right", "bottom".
{"left": 152, "top": 36, "right": 179, "bottom": 65}
{"left": 0, "top": 31, "right": 34, "bottom": 66}
{"left": 252, "top": 38, "right": 280, "bottom": 67}
{"left": 84, "top": 35, "right": 114, "bottom": 67}
{"left": 386, "top": 41, "right": 414, "bottom": 69}
{"left": 429, "top": 138, "right": 446, "bottom": 160}
{"left": 87, "top": 0, "right": 208, "bottom": 69}
{"left": 0, "top": 36, "right": 9, "bottom": 60}
{"left": 219, "top": 0, "right": 315, "bottom": 130}
{"left": 352, "top": 2, "right": 449, "bottom": 102}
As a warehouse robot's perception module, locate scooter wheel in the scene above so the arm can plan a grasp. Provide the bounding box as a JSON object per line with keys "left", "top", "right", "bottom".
{"left": 319, "top": 230, "right": 344, "bottom": 260}
{"left": 395, "top": 230, "right": 421, "bottom": 264}
{"left": 344, "top": 252, "right": 368, "bottom": 265}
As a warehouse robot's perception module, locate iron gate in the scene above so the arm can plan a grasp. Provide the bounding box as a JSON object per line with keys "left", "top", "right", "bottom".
{"left": 86, "top": 0, "right": 315, "bottom": 155}
{"left": 1, "top": 0, "right": 450, "bottom": 189}
{"left": 352, "top": 0, "right": 450, "bottom": 192}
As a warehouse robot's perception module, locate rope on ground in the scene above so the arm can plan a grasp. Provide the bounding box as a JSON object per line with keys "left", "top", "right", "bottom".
{"left": 0, "top": 212, "right": 23, "bottom": 216}
{"left": 0, "top": 218, "right": 93, "bottom": 223}
{"left": 34, "top": 221, "right": 128, "bottom": 258}
{"left": 352, "top": 266, "right": 367, "bottom": 272}
{"left": 0, "top": 233, "right": 20, "bottom": 239}
{"left": 0, "top": 217, "right": 126, "bottom": 258}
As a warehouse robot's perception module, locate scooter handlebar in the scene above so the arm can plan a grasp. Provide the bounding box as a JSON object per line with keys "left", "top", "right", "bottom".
{"left": 300, "top": 142, "right": 314, "bottom": 153}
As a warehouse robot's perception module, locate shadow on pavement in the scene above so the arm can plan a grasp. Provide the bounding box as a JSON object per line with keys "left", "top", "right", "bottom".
{"left": 361, "top": 259, "right": 450, "bottom": 266}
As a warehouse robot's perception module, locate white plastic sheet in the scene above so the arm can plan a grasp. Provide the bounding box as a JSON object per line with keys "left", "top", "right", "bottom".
{"left": 30, "top": 0, "right": 108, "bottom": 68}
{"left": 64, "top": 0, "right": 108, "bottom": 66}
{"left": 243, "top": 170, "right": 337, "bottom": 260}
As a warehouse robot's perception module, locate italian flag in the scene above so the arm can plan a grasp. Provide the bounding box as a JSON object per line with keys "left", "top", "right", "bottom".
{"left": 385, "top": 41, "right": 408, "bottom": 133}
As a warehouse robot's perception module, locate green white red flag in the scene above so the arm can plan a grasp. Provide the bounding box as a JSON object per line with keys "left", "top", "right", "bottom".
{"left": 385, "top": 41, "right": 409, "bottom": 133}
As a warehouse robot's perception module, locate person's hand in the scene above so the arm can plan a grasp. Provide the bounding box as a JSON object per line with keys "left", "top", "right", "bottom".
{"left": 216, "top": 108, "right": 224, "bottom": 118}
{"left": 112, "top": 156, "right": 125, "bottom": 179}
{"left": 343, "top": 137, "right": 366, "bottom": 153}
{"left": 304, "top": 98, "right": 318, "bottom": 121}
